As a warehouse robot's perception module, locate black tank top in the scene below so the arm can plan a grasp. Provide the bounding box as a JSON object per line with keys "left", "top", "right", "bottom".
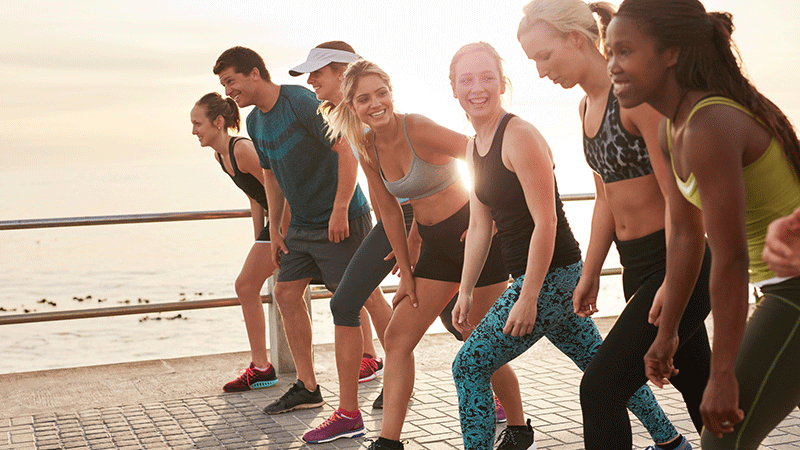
{"left": 472, "top": 113, "right": 581, "bottom": 278}
{"left": 217, "top": 137, "right": 269, "bottom": 211}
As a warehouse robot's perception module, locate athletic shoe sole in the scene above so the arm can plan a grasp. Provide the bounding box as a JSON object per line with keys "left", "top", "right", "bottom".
{"left": 223, "top": 379, "right": 277, "bottom": 392}
{"left": 303, "top": 426, "right": 366, "bottom": 444}
{"left": 250, "top": 379, "right": 278, "bottom": 389}
{"left": 359, "top": 374, "right": 377, "bottom": 383}
{"left": 264, "top": 400, "right": 326, "bottom": 415}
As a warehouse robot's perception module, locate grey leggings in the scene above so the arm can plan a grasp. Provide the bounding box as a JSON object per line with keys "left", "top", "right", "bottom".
{"left": 701, "top": 276, "right": 800, "bottom": 449}
{"left": 329, "top": 204, "right": 414, "bottom": 327}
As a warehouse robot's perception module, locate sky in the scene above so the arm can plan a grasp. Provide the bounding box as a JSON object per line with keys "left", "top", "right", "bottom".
{"left": 1, "top": 0, "right": 798, "bottom": 174}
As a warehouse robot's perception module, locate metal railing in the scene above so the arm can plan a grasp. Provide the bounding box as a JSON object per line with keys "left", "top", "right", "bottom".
{"left": 1, "top": 192, "right": 620, "bottom": 372}
{"left": 0, "top": 192, "right": 618, "bottom": 327}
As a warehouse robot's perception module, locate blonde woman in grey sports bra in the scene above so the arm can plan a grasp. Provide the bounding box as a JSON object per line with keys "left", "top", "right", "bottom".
{"left": 327, "top": 59, "right": 519, "bottom": 450}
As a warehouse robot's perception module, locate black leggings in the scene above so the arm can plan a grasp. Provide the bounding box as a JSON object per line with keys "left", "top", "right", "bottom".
{"left": 329, "top": 203, "right": 461, "bottom": 338}
{"left": 581, "top": 229, "right": 712, "bottom": 447}
{"left": 702, "top": 276, "right": 800, "bottom": 449}
{"left": 329, "top": 203, "right": 414, "bottom": 327}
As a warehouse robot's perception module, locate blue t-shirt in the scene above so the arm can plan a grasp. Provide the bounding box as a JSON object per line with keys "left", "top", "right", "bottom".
{"left": 246, "top": 84, "right": 369, "bottom": 229}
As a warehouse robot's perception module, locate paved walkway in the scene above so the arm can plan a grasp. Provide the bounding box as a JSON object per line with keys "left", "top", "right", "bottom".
{"left": 2, "top": 316, "right": 799, "bottom": 449}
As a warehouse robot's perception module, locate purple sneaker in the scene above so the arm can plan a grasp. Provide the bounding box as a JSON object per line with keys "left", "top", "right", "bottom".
{"left": 302, "top": 409, "right": 366, "bottom": 444}
{"left": 495, "top": 394, "right": 507, "bottom": 423}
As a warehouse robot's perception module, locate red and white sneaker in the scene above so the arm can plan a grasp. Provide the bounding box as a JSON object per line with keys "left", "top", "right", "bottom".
{"left": 223, "top": 363, "right": 277, "bottom": 392}
{"left": 358, "top": 355, "right": 384, "bottom": 383}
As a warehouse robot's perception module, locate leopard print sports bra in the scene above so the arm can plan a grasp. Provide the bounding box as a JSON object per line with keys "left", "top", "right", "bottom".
{"left": 583, "top": 87, "right": 653, "bottom": 184}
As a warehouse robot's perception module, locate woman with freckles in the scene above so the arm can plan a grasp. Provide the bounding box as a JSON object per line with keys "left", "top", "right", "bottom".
{"left": 449, "top": 41, "right": 687, "bottom": 450}
{"left": 605, "top": 0, "right": 800, "bottom": 448}
{"left": 517, "top": 1, "right": 713, "bottom": 448}
{"left": 327, "top": 58, "right": 518, "bottom": 450}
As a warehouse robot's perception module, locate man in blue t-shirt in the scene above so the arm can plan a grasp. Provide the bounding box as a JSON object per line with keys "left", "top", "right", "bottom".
{"left": 213, "top": 46, "right": 371, "bottom": 414}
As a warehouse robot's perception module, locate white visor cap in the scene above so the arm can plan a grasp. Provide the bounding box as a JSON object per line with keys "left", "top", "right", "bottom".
{"left": 289, "top": 48, "right": 360, "bottom": 76}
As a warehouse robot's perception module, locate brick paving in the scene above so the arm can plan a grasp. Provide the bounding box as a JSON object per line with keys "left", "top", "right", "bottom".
{"left": 2, "top": 331, "right": 799, "bottom": 449}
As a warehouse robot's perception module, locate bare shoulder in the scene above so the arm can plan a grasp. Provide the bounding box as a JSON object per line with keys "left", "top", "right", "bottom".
{"left": 504, "top": 115, "right": 548, "bottom": 151}
{"left": 232, "top": 136, "right": 256, "bottom": 154}
{"left": 683, "top": 103, "right": 752, "bottom": 166}
{"left": 232, "top": 138, "right": 261, "bottom": 175}
{"left": 405, "top": 113, "right": 453, "bottom": 137}
{"left": 621, "top": 101, "right": 662, "bottom": 136}
{"left": 406, "top": 113, "right": 468, "bottom": 158}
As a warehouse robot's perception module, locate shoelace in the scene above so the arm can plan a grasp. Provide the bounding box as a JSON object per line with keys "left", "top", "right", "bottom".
{"left": 236, "top": 367, "right": 257, "bottom": 388}
{"left": 278, "top": 382, "right": 304, "bottom": 401}
{"left": 364, "top": 438, "right": 408, "bottom": 449}
{"left": 495, "top": 428, "right": 518, "bottom": 448}
{"left": 317, "top": 412, "right": 344, "bottom": 430}
{"left": 361, "top": 358, "right": 378, "bottom": 374}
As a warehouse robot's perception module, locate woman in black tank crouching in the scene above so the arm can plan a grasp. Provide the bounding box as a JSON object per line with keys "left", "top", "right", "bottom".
{"left": 450, "top": 41, "right": 686, "bottom": 450}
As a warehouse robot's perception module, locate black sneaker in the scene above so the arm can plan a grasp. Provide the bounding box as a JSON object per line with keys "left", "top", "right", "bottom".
{"left": 365, "top": 438, "right": 404, "bottom": 450}
{"left": 372, "top": 388, "right": 384, "bottom": 409}
{"left": 263, "top": 380, "right": 325, "bottom": 415}
{"left": 496, "top": 419, "right": 536, "bottom": 450}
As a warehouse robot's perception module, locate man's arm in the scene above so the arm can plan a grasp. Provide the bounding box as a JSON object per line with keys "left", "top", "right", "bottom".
{"left": 328, "top": 137, "right": 359, "bottom": 243}
{"left": 263, "top": 168, "right": 288, "bottom": 267}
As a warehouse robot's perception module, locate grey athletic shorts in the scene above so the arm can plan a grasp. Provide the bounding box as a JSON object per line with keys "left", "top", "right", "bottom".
{"left": 276, "top": 213, "right": 371, "bottom": 292}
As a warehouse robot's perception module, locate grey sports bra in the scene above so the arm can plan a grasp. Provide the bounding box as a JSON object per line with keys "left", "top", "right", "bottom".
{"left": 373, "top": 114, "right": 460, "bottom": 201}
{"left": 582, "top": 87, "right": 653, "bottom": 183}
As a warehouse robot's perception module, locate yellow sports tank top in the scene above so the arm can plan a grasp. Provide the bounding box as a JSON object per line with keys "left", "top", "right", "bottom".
{"left": 667, "top": 96, "right": 800, "bottom": 283}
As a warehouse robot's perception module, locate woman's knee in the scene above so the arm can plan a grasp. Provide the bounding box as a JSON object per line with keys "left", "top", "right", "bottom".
{"left": 382, "top": 321, "right": 419, "bottom": 356}
{"left": 580, "top": 360, "right": 614, "bottom": 405}
{"left": 452, "top": 348, "right": 469, "bottom": 380}
{"left": 329, "top": 295, "right": 360, "bottom": 327}
{"left": 234, "top": 274, "right": 261, "bottom": 300}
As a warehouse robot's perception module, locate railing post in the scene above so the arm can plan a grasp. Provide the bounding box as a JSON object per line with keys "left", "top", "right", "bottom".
{"left": 267, "top": 270, "right": 292, "bottom": 374}
{"left": 266, "top": 271, "right": 314, "bottom": 375}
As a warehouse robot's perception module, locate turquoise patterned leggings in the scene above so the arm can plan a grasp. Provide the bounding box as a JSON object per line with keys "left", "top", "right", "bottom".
{"left": 452, "top": 261, "right": 676, "bottom": 448}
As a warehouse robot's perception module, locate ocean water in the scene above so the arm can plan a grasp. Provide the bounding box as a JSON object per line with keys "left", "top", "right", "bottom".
{"left": 0, "top": 159, "right": 627, "bottom": 375}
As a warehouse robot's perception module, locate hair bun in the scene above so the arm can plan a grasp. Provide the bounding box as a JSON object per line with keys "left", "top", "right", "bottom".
{"left": 709, "top": 11, "right": 734, "bottom": 36}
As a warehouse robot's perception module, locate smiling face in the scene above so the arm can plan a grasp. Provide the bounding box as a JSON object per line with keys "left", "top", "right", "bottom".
{"left": 605, "top": 15, "right": 678, "bottom": 109}
{"left": 349, "top": 74, "right": 393, "bottom": 129}
{"left": 306, "top": 64, "right": 344, "bottom": 104}
{"left": 218, "top": 66, "right": 257, "bottom": 108}
{"left": 518, "top": 21, "right": 581, "bottom": 89}
{"left": 190, "top": 104, "right": 221, "bottom": 148}
{"left": 451, "top": 50, "right": 505, "bottom": 119}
